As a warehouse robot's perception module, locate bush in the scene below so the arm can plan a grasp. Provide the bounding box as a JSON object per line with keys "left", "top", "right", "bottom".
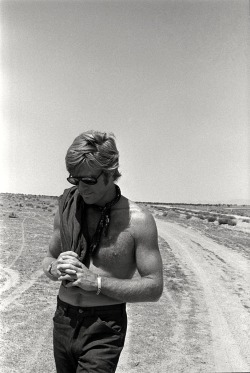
{"left": 228, "top": 219, "right": 237, "bottom": 226}
{"left": 217, "top": 216, "right": 237, "bottom": 226}
{"left": 242, "top": 219, "right": 250, "bottom": 223}
{"left": 207, "top": 216, "right": 217, "bottom": 222}
{"left": 218, "top": 218, "right": 229, "bottom": 225}
{"left": 186, "top": 214, "right": 192, "bottom": 219}
{"left": 26, "top": 203, "right": 34, "bottom": 207}
{"left": 9, "top": 212, "right": 18, "bottom": 218}
{"left": 166, "top": 210, "right": 180, "bottom": 219}
{"left": 197, "top": 214, "right": 205, "bottom": 220}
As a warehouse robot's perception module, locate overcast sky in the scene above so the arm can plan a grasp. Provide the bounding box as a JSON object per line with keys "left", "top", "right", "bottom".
{"left": 0, "top": 0, "right": 249, "bottom": 203}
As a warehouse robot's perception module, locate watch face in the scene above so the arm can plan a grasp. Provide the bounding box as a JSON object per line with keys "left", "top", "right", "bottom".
{"left": 48, "top": 263, "right": 53, "bottom": 274}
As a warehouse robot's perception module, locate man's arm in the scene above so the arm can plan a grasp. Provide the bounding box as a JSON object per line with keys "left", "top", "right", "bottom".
{"left": 63, "top": 211, "right": 164, "bottom": 302}
{"left": 99, "top": 211, "right": 163, "bottom": 302}
{"left": 42, "top": 208, "right": 62, "bottom": 280}
{"left": 42, "top": 208, "right": 81, "bottom": 281}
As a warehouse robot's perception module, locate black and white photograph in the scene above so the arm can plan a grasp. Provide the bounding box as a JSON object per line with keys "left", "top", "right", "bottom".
{"left": 0, "top": 0, "right": 249, "bottom": 372}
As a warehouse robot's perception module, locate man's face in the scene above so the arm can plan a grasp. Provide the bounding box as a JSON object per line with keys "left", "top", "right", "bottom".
{"left": 71, "top": 163, "right": 112, "bottom": 205}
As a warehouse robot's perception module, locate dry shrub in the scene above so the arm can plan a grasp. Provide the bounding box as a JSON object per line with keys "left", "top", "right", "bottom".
{"left": 218, "top": 216, "right": 237, "bottom": 226}
{"left": 242, "top": 219, "right": 250, "bottom": 223}
{"left": 228, "top": 219, "right": 237, "bottom": 226}
{"left": 197, "top": 214, "right": 205, "bottom": 220}
{"left": 26, "top": 203, "right": 34, "bottom": 207}
{"left": 9, "top": 212, "right": 18, "bottom": 218}
{"left": 186, "top": 214, "right": 192, "bottom": 219}
{"left": 218, "top": 218, "right": 228, "bottom": 225}
{"left": 207, "top": 216, "right": 217, "bottom": 222}
{"left": 165, "top": 210, "right": 180, "bottom": 219}
{"left": 15, "top": 203, "right": 23, "bottom": 207}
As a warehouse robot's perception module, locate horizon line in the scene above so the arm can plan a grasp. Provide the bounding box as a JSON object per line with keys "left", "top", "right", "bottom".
{"left": 0, "top": 192, "right": 249, "bottom": 206}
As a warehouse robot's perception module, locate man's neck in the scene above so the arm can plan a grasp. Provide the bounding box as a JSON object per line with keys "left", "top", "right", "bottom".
{"left": 93, "top": 184, "right": 117, "bottom": 207}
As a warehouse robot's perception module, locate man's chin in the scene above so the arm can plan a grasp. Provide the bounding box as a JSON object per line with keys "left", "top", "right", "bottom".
{"left": 81, "top": 194, "right": 95, "bottom": 204}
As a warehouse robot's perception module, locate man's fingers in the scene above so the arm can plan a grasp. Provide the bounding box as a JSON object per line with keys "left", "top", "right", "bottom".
{"left": 57, "top": 264, "right": 78, "bottom": 272}
{"left": 58, "top": 273, "right": 76, "bottom": 281}
{"left": 61, "top": 251, "right": 79, "bottom": 257}
{"left": 58, "top": 257, "right": 82, "bottom": 267}
{"left": 59, "top": 269, "right": 76, "bottom": 275}
{"left": 64, "top": 280, "right": 79, "bottom": 288}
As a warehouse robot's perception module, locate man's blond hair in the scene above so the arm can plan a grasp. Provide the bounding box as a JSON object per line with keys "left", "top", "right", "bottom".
{"left": 65, "top": 130, "right": 121, "bottom": 181}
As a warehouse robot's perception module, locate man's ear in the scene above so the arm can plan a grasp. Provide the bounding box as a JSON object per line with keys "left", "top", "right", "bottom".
{"left": 103, "top": 172, "right": 112, "bottom": 185}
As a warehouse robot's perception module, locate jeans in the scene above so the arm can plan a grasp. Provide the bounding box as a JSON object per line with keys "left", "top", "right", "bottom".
{"left": 53, "top": 297, "right": 127, "bottom": 373}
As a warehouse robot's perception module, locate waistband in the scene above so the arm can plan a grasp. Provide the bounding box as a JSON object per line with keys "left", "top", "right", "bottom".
{"left": 57, "top": 296, "right": 126, "bottom": 315}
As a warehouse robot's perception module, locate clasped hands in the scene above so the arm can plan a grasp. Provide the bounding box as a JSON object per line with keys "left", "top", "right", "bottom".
{"left": 56, "top": 251, "right": 97, "bottom": 292}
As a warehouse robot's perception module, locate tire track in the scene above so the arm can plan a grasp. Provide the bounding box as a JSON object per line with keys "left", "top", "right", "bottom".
{"left": 0, "top": 269, "right": 44, "bottom": 312}
{"left": 156, "top": 218, "right": 250, "bottom": 372}
{"left": 8, "top": 217, "right": 28, "bottom": 269}
{"left": 0, "top": 216, "right": 29, "bottom": 299}
{"left": 0, "top": 265, "right": 20, "bottom": 297}
{"left": 0, "top": 214, "right": 51, "bottom": 309}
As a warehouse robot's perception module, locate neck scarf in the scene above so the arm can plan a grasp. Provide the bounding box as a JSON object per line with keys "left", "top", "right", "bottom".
{"left": 59, "top": 185, "right": 121, "bottom": 266}
{"left": 89, "top": 184, "right": 121, "bottom": 255}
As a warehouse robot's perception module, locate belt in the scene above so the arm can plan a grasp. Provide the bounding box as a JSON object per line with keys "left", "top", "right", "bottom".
{"left": 57, "top": 296, "right": 126, "bottom": 315}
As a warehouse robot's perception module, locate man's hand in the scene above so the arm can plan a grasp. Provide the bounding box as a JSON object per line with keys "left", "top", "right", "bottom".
{"left": 58, "top": 258, "right": 98, "bottom": 292}
{"left": 55, "top": 251, "right": 82, "bottom": 280}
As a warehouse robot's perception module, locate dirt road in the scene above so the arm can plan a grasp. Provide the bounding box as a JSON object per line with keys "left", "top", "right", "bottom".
{"left": 154, "top": 219, "right": 250, "bottom": 373}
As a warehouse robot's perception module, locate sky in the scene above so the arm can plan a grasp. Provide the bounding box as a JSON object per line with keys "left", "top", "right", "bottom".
{"left": 0, "top": 0, "right": 249, "bottom": 203}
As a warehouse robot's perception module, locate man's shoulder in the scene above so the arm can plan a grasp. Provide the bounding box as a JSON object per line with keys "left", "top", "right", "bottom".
{"left": 122, "top": 198, "right": 155, "bottom": 227}
{"left": 125, "top": 200, "right": 157, "bottom": 242}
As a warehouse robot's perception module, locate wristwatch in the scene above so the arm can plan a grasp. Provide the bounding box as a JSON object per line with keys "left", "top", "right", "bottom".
{"left": 47, "top": 262, "right": 56, "bottom": 277}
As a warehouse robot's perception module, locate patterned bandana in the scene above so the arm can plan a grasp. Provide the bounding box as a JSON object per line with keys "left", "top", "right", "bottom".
{"left": 89, "top": 184, "right": 121, "bottom": 255}
{"left": 59, "top": 184, "right": 121, "bottom": 265}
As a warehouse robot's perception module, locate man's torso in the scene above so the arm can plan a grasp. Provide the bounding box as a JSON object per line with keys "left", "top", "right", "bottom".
{"left": 59, "top": 196, "right": 139, "bottom": 306}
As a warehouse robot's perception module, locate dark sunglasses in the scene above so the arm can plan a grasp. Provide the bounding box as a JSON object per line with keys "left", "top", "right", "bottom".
{"left": 67, "top": 171, "right": 103, "bottom": 186}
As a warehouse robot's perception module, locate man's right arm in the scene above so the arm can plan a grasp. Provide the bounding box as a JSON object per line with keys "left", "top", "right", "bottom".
{"left": 42, "top": 208, "right": 62, "bottom": 281}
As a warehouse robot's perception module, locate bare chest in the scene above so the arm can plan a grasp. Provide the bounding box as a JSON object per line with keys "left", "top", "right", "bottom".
{"left": 87, "top": 210, "right": 136, "bottom": 277}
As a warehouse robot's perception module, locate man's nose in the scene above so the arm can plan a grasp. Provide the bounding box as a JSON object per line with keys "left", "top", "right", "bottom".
{"left": 78, "top": 181, "right": 90, "bottom": 190}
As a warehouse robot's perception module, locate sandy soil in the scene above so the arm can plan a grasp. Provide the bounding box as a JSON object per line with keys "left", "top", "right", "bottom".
{"left": 0, "top": 197, "right": 250, "bottom": 372}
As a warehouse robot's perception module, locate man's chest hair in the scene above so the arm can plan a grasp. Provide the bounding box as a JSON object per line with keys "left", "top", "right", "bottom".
{"left": 88, "top": 211, "right": 135, "bottom": 267}
{"left": 92, "top": 229, "right": 135, "bottom": 271}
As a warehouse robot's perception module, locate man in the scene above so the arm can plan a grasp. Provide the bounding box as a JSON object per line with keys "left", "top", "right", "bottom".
{"left": 42, "top": 130, "right": 163, "bottom": 373}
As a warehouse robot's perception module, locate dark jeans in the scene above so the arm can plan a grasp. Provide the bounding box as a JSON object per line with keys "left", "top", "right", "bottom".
{"left": 53, "top": 297, "right": 127, "bottom": 373}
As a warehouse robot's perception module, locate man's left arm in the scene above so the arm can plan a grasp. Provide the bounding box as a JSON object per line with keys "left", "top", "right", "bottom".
{"left": 60, "top": 211, "right": 164, "bottom": 303}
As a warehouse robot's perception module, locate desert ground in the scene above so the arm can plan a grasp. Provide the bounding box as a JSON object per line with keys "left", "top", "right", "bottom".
{"left": 0, "top": 193, "right": 250, "bottom": 373}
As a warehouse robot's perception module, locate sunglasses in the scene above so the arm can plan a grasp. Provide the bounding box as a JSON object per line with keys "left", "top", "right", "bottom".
{"left": 67, "top": 171, "right": 103, "bottom": 186}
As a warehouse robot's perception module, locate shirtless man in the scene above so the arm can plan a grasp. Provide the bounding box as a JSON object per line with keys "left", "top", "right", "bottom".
{"left": 42, "top": 130, "right": 163, "bottom": 373}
